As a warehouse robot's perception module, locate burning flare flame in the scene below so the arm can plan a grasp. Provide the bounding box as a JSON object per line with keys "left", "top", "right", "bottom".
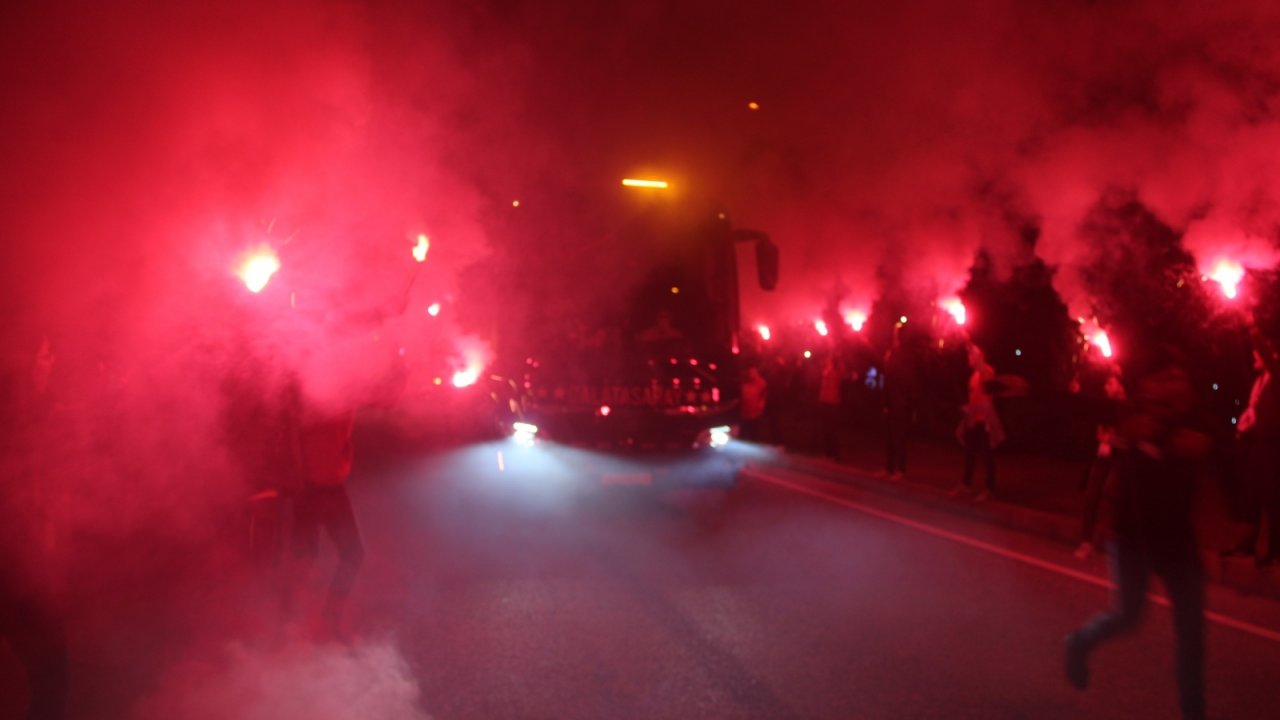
{"left": 413, "top": 234, "right": 430, "bottom": 263}
{"left": 238, "top": 248, "right": 280, "bottom": 294}
{"left": 756, "top": 324, "right": 771, "bottom": 341}
{"left": 451, "top": 367, "right": 480, "bottom": 388}
{"left": 1080, "top": 316, "right": 1115, "bottom": 359}
{"left": 1208, "top": 259, "right": 1244, "bottom": 300}
{"left": 1091, "top": 330, "right": 1113, "bottom": 359}
{"left": 451, "top": 339, "right": 490, "bottom": 388}
{"left": 941, "top": 297, "right": 966, "bottom": 326}
{"left": 844, "top": 310, "right": 867, "bottom": 332}
{"left": 814, "top": 319, "right": 829, "bottom": 337}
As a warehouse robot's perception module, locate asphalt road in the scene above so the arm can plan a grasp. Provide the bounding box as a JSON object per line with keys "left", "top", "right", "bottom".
{"left": 343, "top": 443, "right": 1280, "bottom": 720}
{"left": 5, "top": 441, "right": 1280, "bottom": 719}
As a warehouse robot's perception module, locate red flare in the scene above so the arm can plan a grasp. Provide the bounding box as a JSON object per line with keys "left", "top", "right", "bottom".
{"left": 1208, "top": 259, "right": 1244, "bottom": 300}
{"left": 237, "top": 247, "right": 280, "bottom": 294}
{"left": 1092, "top": 330, "right": 1113, "bottom": 359}
{"left": 941, "top": 297, "right": 966, "bottom": 326}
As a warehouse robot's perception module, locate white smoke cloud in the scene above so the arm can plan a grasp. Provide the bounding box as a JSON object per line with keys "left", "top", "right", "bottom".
{"left": 133, "top": 639, "right": 431, "bottom": 720}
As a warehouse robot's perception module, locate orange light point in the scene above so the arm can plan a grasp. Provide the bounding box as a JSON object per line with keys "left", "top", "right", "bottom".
{"left": 621, "top": 178, "right": 669, "bottom": 189}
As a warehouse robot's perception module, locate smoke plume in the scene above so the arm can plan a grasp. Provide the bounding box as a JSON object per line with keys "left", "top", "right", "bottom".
{"left": 134, "top": 639, "right": 430, "bottom": 720}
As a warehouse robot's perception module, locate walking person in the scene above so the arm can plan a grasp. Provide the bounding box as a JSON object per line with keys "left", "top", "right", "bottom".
{"left": 816, "top": 353, "right": 845, "bottom": 460}
{"left": 1075, "top": 368, "right": 1126, "bottom": 560}
{"left": 222, "top": 358, "right": 301, "bottom": 576}
{"left": 740, "top": 364, "right": 768, "bottom": 443}
{"left": 765, "top": 355, "right": 800, "bottom": 449}
{"left": 882, "top": 328, "right": 917, "bottom": 479}
{"left": 284, "top": 396, "right": 364, "bottom": 642}
{"left": 1221, "top": 316, "right": 1280, "bottom": 565}
{"left": 1065, "top": 346, "right": 1210, "bottom": 720}
{"left": 953, "top": 343, "right": 1003, "bottom": 500}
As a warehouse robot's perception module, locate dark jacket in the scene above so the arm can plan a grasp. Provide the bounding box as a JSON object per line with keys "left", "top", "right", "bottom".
{"left": 1109, "top": 365, "right": 1207, "bottom": 562}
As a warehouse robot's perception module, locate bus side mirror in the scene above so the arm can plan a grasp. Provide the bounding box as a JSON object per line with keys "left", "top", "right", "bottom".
{"left": 756, "top": 238, "right": 779, "bottom": 291}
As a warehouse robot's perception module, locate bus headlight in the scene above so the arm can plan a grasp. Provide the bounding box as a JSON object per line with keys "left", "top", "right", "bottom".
{"left": 708, "top": 425, "right": 732, "bottom": 448}
{"left": 511, "top": 421, "right": 538, "bottom": 447}
{"left": 695, "top": 425, "right": 733, "bottom": 449}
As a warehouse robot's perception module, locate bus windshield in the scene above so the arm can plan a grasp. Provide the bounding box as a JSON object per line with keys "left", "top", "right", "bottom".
{"left": 520, "top": 208, "right": 730, "bottom": 369}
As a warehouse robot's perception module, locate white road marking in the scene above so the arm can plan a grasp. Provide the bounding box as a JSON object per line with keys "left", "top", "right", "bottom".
{"left": 746, "top": 467, "right": 1280, "bottom": 645}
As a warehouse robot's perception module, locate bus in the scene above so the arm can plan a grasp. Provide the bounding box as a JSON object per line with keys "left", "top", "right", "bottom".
{"left": 486, "top": 180, "right": 777, "bottom": 486}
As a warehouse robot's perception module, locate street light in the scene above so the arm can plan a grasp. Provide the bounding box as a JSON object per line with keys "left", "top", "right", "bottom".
{"left": 621, "top": 178, "right": 670, "bottom": 189}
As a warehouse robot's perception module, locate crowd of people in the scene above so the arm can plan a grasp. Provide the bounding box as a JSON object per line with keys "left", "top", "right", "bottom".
{"left": 739, "top": 316, "right": 1278, "bottom": 570}
{"left": 738, "top": 322, "right": 1017, "bottom": 496}
{"left": 737, "top": 313, "right": 1279, "bottom": 720}
{"left": 6, "top": 303, "right": 1280, "bottom": 719}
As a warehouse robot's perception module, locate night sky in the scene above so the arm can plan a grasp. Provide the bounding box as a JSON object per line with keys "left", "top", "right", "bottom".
{"left": 6, "top": 1, "right": 1280, "bottom": 332}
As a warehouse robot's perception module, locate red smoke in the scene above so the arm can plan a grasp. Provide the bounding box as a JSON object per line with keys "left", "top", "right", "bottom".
{"left": 0, "top": 2, "right": 494, "bottom": 714}
{"left": 6, "top": 0, "right": 1280, "bottom": 714}
{"left": 0, "top": 0, "right": 499, "bottom": 538}
{"left": 546, "top": 1, "right": 1280, "bottom": 335}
